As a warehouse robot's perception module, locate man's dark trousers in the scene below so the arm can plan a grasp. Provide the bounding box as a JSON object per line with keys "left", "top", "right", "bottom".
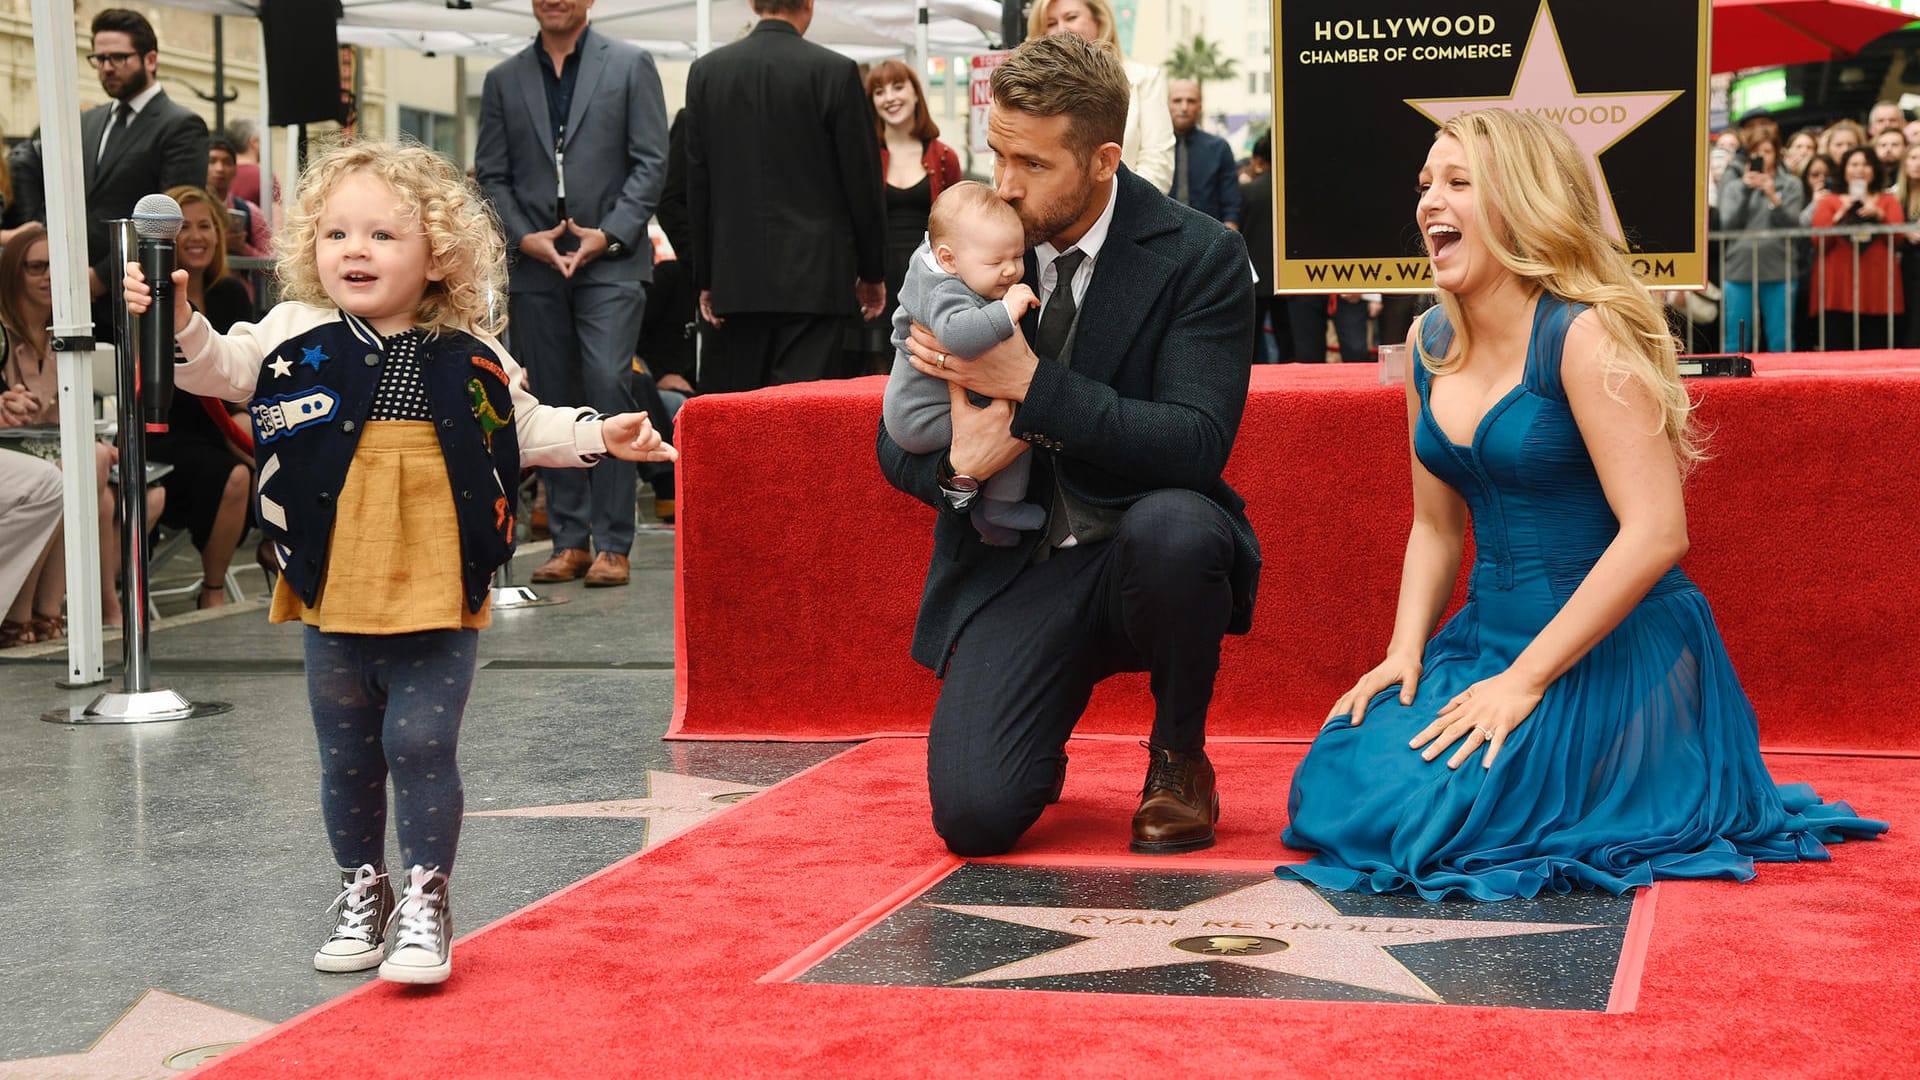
{"left": 703, "top": 313, "right": 849, "bottom": 393}
{"left": 927, "top": 489, "right": 1236, "bottom": 857}
{"left": 510, "top": 283, "right": 646, "bottom": 554}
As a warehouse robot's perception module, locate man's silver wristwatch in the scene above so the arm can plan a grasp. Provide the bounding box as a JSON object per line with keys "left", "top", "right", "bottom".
{"left": 937, "top": 458, "right": 981, "bottom": 512}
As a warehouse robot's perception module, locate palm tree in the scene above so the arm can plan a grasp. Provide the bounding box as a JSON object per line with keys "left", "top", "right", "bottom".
{"left": 1166, "top": 35, "right": 1237, "bottom": 89}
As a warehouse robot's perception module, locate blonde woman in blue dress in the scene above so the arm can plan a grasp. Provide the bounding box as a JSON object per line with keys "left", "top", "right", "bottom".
{"left": 1282, "top": 109, "right": 1886, "bottom": 901}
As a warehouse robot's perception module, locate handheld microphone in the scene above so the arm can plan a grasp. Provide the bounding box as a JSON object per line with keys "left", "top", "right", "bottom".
{"left": 132, "top": 193, "right": 184, "bottom": 433}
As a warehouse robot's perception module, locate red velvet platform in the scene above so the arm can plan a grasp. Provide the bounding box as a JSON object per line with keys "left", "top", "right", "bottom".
{"left": 670, "top": 353, "right": 1920, "bottom": 752}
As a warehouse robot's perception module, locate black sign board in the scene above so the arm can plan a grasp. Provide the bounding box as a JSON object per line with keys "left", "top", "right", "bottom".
{"left": 1272, "top": 0, "right": 1709, "bottom": 293}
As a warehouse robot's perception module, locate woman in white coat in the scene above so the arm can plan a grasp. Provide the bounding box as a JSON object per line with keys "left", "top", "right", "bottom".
{"left": 1029, "top": 0, "right": 1176, "bottom": 193}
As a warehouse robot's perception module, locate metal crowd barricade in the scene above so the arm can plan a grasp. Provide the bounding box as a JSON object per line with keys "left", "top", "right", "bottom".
{"left": 1703, "top": 220, "right": 1913, "bottom": 352}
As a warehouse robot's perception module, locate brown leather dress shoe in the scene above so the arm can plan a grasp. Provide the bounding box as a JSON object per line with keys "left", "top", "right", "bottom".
{"left": 583, "top": 551, "right": 631, "bottom": 588}
{"left": 1130, "top": 744, "right": 1219, "bottom": 854}
{"left": 530, "top": 548, "right": 592, "bottom": 584}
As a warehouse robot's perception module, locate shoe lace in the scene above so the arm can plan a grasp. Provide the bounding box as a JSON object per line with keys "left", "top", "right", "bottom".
{"left": 1141, "top": 742, "right": 1187, "bottom": 797}
{"left": 326, "top": 864, "right": 386, "bottom": 945}
{"left": 389, "top": 866, "right": 444, "bottom": 952}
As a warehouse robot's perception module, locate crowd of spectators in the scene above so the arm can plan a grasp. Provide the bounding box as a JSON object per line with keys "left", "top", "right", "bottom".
{"left": 16, "top": 3, "right": 1920, "bottom": 647}
{"left": 1706, "top": 98, "right": 1920, "bottom": 351}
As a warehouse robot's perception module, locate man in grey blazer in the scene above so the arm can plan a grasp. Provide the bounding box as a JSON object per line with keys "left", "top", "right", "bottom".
{"left": 878, "top": 35, "right": 1259, "bottom": 859}
{"left": 79, "top": 9, "right": 210, "bottom": 325}
{"left": 476, "top": 0, "right": 668, "bottom": 587}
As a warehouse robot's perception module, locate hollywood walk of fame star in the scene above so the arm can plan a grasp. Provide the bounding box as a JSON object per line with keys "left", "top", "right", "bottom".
{"left": 299, "top": 344, "right": 329, "bottom": 370}
{"left": 0, "top": 988, "right": 271, "bottom": 1079}
{"left": 268, "top": 355, "right": 293, "bottom": 378}
{"left": 930, "top": 877, "right": 1601, "bottom": 1003}
{"left": 466, "top": 770, "right": 766, "bottom": 849}
{"left": 1405, "top": 2, "right": 1681, "bottom": 243}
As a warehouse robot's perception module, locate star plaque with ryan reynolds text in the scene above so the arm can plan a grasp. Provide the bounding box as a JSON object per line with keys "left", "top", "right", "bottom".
{"left": 782, "top": 864, "right": 1653, "bottom": 1011}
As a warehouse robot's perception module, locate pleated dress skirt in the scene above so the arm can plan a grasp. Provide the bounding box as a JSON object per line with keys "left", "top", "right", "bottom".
{"left": 271, "top": 421, "right": 490, "bottom": 635}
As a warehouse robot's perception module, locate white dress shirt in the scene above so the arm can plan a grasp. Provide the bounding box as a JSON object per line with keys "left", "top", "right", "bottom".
{"left": 1034, "top": 178, "right": 1119, "bottom": 319}
{"left": 97, "top": 80, "right": 164, "bottom": 162}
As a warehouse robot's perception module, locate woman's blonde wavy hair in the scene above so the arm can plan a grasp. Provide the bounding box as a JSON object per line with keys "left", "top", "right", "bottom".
{"left": 273, "top": 140, "right": 505, "bottom": 337}
{"left": 1418, "top": 108, "right": 1702, "bottom": 468}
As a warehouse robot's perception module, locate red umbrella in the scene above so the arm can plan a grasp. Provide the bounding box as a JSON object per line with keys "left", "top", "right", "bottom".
{"left": 1712, "top": 0, "right": 1917, "bottom": 72}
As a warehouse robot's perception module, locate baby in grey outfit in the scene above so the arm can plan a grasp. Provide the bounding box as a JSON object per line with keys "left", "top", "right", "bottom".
{"left": 883, "top": 182, "right": 1043, "bottom": 545}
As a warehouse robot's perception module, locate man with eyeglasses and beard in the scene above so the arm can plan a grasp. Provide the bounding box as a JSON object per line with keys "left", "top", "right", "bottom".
{"left": 79, "top": 8, "right": 210, "bottom": 335}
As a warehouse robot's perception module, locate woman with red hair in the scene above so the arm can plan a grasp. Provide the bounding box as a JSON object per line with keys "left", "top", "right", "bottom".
{"left": 864, "top": 58, "right": 962, "bottom": 370}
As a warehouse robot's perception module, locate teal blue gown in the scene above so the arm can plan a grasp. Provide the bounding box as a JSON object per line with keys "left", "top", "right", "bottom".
{"left": 1281, "top": 295, "right": 1887, "bottom": 901}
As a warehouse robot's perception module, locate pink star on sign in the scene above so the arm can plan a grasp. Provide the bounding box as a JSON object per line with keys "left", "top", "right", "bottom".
{"left": 1406, "top": 3, "right": 1682, "bottom": 242}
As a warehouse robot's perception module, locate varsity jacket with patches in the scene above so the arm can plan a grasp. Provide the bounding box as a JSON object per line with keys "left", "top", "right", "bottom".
{"left": 174, "top": 302, "right": 609, "bottom": 613}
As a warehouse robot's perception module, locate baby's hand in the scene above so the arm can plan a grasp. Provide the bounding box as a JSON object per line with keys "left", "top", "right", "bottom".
{"left": 122, "top": 261, "right": 192, "bottom": 329}
{"left": 600, "top": 411, "right": 679, "bottom": 464}
{"left": 1003, "top": 283, "right": 1039, "bottom": 319}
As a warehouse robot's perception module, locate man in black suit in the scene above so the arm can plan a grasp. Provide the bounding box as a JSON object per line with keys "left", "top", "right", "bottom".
{"left": 1240, "top": 134, "right": 1280, "bottom": 362}
{"left": 684, "top": 0, "right": 886, "bottom": 393}
{"left": 79, "top": 8, "right": 210, "bottom": 325}
{"left": 877, "top": 34, "right": 1260, "bottom": 858}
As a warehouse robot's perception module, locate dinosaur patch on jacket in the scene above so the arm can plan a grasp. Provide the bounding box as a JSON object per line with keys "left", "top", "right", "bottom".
{"left": 467, "top": 355, "right": 513, "bottom": 451}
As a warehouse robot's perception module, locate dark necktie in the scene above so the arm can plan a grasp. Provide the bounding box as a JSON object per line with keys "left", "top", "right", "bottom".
{"left": 1175, "top": 135, "right": 1191, "bottom": 204}
{"left": 98, "top": 103, "right": 128, "bottom": 162}
{"left": 1034, "top": 250, "right": 1087, "bottom": 363}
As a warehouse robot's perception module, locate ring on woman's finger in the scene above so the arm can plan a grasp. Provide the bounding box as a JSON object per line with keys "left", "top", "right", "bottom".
{"left": 938, "top": 353, "right": 949, "bottom": 370}
{"left": 1475, "top": 726, "right": 1495, "bottom": 740}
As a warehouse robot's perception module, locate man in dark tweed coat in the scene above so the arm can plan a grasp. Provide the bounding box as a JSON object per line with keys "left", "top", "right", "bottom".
{"left": 877, "top": 34, "right": 1260, "bottom": 858}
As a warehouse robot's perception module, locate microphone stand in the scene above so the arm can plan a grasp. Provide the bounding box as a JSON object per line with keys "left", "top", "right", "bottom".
{"left": 50, "top": 219, "right": 230, "bottom": 725}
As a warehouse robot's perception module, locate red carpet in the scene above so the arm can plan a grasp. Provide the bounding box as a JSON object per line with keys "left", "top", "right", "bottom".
{"left": 185, "top": 739, "right": 1914, "bottom": 1079}
{"left": 673, "top": 359, "right": 1920, "bottom": 750}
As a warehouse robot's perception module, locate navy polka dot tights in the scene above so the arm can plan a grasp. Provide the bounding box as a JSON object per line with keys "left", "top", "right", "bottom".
{"left": 303, "top": 626, "right": 477, "bottom": 875}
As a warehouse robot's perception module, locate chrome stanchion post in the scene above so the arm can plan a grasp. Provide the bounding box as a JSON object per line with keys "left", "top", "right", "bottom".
{"left": 113, "top": 219, "right": 152, "bottom": 694}
{"left": 489, "top": 547, "right": 567, "bottom": 610}
{"left": 46, "top": 220, "right": 230, "bottom": 725}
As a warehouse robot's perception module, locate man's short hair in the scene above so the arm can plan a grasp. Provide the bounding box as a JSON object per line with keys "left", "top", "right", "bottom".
{"left": 752, "top": 0, "right": 808, "bottom": 15}
{"left": 91, "top": 8, "right": 157, "bottom": 55}
{"left": 990, "top": 33, "right": 1129, "bottom": 164}
{"left": 1252, "top": 133, "right": 1271, "bottom": 164}
{"left": 227, "top": 117, "right": 259, "bottom": 149}
{"left": 209, "top": 136, "right": 236, "bottom": 159}
{"left": 928, "top": 181, "right": 1021, "bottom": 248}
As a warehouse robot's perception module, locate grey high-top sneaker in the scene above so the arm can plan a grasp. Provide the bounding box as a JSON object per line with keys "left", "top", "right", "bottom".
{"left": 378, "top": 865, "right": 453, "bottom": 984}
{"left": 314, "top": 864, "right": 394, "bottom": 972}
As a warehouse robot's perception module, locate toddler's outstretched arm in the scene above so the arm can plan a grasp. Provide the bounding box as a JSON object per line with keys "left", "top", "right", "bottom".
{"left": 600, "top": 412, "right": 679, "bottom": 463}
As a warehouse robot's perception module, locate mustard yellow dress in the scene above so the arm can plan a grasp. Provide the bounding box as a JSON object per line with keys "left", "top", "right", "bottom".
{"left": 270, "top": 420, "right": 491, "bottom": 633}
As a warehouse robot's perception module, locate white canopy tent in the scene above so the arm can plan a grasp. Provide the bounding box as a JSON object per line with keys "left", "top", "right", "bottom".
{"left": 152, "top": 0, "right": 1005, "bottom": 62}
